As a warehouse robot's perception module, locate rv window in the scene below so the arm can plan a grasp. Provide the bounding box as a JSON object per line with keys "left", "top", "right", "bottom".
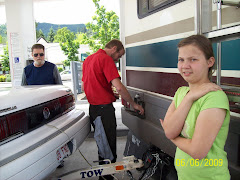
{"left": 138, "top": 0, "right": 185, "bottom": 19}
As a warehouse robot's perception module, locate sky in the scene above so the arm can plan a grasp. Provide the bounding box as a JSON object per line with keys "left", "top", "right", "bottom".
{"left": 0, "top": 0, "right": 120, "bottom": 25}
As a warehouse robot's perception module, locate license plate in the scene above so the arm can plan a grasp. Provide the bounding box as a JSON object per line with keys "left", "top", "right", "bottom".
{"left": 56, "top": 144, "right": 71, "bottom": 162}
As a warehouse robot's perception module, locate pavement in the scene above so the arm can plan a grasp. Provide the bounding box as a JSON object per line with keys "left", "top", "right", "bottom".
{"left": 0, "top": 82, "right": 12, "bottom": 92}
{"left": 45, "top": 136, "right": 144, "bottom": 180}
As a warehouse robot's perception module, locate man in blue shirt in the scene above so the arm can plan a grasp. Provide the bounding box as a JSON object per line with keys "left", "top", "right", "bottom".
{"left": 21, "top": 44, "right": 62, "bottom": 85}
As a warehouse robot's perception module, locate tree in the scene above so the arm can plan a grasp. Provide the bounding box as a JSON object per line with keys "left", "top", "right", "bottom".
{"left": 54, "top": 27, "right": 69, "bottom": 43}
{"left": 78, "top": 0, "right": 119, "bottom": 54}
{"left": 76, "top": 32, "right": 85, "bottom": 43}
{"left": 37, "top": 29, "right": 45, "bottom": 39}
{"left": 80, "top": 26, "right": 87, "bottom": 33}
{"left": 36, "top": 22, "right": 40, "bottom": 39}
{"left": 36, "top": 22, "right": 46, "bottom": 39}
{"left": 54, "top": 27, "right": 79, "bottom": 67}
{"left": 47, "top": 27, "right": 55, "bottom": 42}
{"left": 0, "top": 24, "right": 7, "bottom": 44}
{"left": 0, "top": 44, "right": 10, "bottom": 73}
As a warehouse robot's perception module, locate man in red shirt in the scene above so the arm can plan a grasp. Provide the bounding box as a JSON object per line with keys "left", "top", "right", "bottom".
{"left": 82, "top": 39, "right": 144, "bottom": 179}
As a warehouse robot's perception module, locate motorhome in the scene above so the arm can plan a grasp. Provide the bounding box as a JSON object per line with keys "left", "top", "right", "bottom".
{"left": 120, "top": 0, "right": 240, "bottom": 179}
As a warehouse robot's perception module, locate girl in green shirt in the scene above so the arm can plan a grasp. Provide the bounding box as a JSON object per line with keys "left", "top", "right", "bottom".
{"left": 160, "top": 35, "right": 230, "bottom": 180}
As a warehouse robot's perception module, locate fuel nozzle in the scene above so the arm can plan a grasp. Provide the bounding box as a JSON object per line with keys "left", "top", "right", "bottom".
{"left": 132, "top": 94, "right": 145, "bottom": 119}
{"left": 134, "top": 94, "right": 140, "bottom": 104}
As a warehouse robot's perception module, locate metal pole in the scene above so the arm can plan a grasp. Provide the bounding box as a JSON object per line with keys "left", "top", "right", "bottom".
{"left": 195, "top": 0, "right": 202, "bottom": 34}
{"left": 216, "top": 0, "right": 222, "bottom": 85}
{"left": 217, "top": 0, "right": 222, "bottom": 29}
{"left": 119, "top": 0, "right": 127, "bottom": 86}
{"left": 70, "top": 61, "right": 77, "bottom": 102}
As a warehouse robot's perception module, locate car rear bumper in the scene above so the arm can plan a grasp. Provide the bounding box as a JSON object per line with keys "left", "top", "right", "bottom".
{"left": 0, "top": 108, "right": 90, "bottom": 180}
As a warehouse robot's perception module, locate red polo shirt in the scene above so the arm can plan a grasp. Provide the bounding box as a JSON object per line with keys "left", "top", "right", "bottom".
{"left": 82, "top": 49, "right": 120, "bottom": 105}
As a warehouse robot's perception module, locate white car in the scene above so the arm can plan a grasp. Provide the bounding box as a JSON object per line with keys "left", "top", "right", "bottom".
{"left": 60, "top": 70, "right": 72, "bottom": 81}
{"left": 0, "top": 85, "right": 90, "bottom": 180}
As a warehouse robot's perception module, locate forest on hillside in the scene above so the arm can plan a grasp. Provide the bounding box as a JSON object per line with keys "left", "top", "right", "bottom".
{"left": 0, "top": 23, "right": 86, "bottom": 41}
{"left": 36, "top": 23, "right": 86, "bottom": 36}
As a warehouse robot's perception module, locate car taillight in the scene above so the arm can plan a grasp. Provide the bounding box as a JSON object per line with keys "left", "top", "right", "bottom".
{"left": 59, "top": 94, "right": 75, "bottom": 114}
{"left": 0, "top": 110, "right": 28, "bottom": 142}
{"left": 6, "top": 110, "right": 28, "bottom": 135}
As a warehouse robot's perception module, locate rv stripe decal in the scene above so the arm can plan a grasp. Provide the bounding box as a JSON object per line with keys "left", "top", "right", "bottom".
{"left": 126, "top": 70, "right": 240, "bottom": 97}
{"left": 126, "top": 39, "right": 180, "bottom": 68}
{"left": 126, "top": 70, "right": 187, "bottom": 97}
{"left": 126, "top": 38, "right": 240, "bottom": 71}
{"left": 221, "top": 38, "right": 240, "bottom": 70}
{"left": 125, "top": 67, "right": 240, "bottom": 78}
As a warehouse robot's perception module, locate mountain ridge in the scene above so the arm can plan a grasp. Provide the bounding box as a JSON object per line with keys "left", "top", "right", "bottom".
{"left": 0, "top": 22, "right": 86, "bottom": 38}
{"left": 36, "top": 22, "right": 86, "bottom": 36}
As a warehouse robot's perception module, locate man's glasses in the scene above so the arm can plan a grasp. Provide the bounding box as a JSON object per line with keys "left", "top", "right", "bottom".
{"left": 33, "top": 53, "right": 44, "bottom": 57}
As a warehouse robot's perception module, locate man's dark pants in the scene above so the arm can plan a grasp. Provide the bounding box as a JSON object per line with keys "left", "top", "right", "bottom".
{"left": 89, "top": 103, "right": 117, "bottom": 180}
